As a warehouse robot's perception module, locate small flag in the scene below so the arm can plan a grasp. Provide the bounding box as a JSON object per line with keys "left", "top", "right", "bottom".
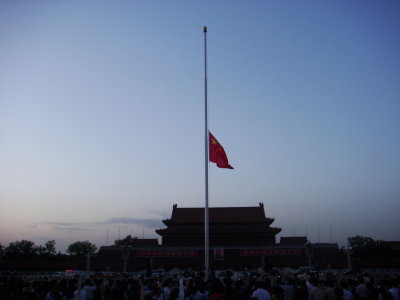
{"left": 209, "top": 132, "right": 233, "bottom": 169}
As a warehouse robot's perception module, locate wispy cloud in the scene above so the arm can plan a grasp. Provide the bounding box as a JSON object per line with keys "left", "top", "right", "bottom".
{"left": 45, "top": 222, "right": 89, "bottom": 226}
{"left": 41, "top": 222, "right": 93, "bottom": 234}
{"left": 99, "top": 218, "right": 163, "bottom": 229}
{"left": 142, "top": 207, "right": 170, "bottom": 218}
{"left": 39, "top": 218, "right": 163, "bottom": 233}
{"left": 52, "top": 226, "right": 88, "bottom": 233}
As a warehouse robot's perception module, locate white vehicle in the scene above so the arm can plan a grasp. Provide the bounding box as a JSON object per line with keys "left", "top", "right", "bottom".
{"left": 233, "top": 271, "right": 249, "bottom": 280}
{"left": 295, "top": 266, "right": 311, "bottom": 274}
{"left": 51, "top": 272, "right": 65, "bottom": 278}
{"left": 295, "top": 266, "right": 318, "bottom": 279}
{"left": 64, "top": 269, "right": 83, "bottom": 278}
{"left": 215, "top": 270, "right": 234, "bottom": 280}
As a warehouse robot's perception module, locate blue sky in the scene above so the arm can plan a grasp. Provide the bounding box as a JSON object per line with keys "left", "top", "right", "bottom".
{"left": 0, "top": 0, "right": 399, "bottom": 253}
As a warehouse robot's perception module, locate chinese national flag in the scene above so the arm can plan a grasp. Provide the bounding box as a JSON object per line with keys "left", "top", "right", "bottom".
{"left": 209, "top": 132, "right": 233, "bottom": 169}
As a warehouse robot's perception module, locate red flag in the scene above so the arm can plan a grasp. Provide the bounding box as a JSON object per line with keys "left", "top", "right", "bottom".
{"left": 209, "top": 132, "right": 233, "bottom": 169}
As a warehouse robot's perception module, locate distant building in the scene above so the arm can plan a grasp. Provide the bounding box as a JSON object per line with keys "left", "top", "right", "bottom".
{"left": 132, "top": 238, "right": 159, "bottom": 247}
{"left": 156, "top": 203, "right": 281, "bottom": 246}
{"left": 280, "top": 236, "right": 308, "bottom": 245}
{"left": 96, "top": 203, "right": 344, "bottom": 271}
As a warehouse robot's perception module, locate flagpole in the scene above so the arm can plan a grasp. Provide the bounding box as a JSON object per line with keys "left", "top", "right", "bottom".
{"left": 203, "top": 25, "right": 210, "bottom": 280}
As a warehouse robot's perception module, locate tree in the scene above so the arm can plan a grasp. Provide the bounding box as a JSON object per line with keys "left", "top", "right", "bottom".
{"left": 67, "top": 241, "right": 97, "bottom": 256}
{"left": 348, "top": 235, "right": 375, "bottom": 255}
{"left": 348, "top": 235, "right": 391, "bottom": 257}
{"left": 114, "top": 234, "right": 138, "bottom": 247}
{"left": 4, "top": 240, "right": 37, "bottom": 257}
{"left": 35, "top": 245, "right": 46, "bottom": 255}
{"left": 45, "top": 240, "right": 56, "bottom": 255}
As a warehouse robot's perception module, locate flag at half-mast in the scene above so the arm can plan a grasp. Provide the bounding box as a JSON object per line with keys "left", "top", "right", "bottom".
{"left": 209, "top": 132, "right": 234, "bottom": 169}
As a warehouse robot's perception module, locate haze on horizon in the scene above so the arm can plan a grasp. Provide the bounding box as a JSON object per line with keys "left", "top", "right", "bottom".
{"left": 0, "top": 1, "right": 399, "bottom": 253}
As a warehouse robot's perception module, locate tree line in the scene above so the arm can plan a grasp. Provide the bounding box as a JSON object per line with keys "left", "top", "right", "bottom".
{"left": 0, "top": 233, "right": 135, "bottom": 259}
{"left": 0, "top": 240, "right": 97, "bottom": 258}
{"left": 0, "top": 235, "right": 395, "bottom": 259}
{"left": 347, "top": 235, "right": 393, "bottom": 257}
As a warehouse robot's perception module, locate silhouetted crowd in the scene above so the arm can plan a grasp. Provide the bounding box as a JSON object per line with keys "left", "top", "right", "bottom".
{"left": 0, "top": 271, "right": 399, "bottom": 300}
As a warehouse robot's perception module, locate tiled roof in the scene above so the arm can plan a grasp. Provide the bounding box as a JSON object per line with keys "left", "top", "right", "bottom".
{"left": 156, "top": 225, "right": 281, "bottom": 235}
{"left": 164, "top": 203, "right": 273, "bottom": 224}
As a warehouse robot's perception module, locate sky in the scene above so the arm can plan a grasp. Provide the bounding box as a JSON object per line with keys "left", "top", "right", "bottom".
{"left": 0, "top": 0, "right": 399, "bottom": 253}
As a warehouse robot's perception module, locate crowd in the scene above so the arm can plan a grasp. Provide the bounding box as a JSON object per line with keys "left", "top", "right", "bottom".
{"left": 0, "top": 270, "right": 399, "bottom": 300}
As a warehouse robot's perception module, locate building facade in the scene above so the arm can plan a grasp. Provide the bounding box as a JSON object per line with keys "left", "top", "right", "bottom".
{"left": 96, "top": 203, "right": 344, "bottom": 271}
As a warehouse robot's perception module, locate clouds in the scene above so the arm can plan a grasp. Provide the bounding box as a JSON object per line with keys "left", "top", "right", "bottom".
{"left": 44, "top": 222, "right": 92, "bottom": 234}
{"left": 38, "top": 217, "right": 163, "bottom": 235}
{"left": 6, "top": 216, "right": 165, "bottom": 252}
{"left": 24, "top": 217, "right": 164, "bottom": 250}
{"left": 100, "top": 218, "right": 163, "bottom": 229}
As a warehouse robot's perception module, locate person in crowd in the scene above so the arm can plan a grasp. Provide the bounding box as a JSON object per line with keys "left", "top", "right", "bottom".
{"left": 356, "top": 277, "right": 368, "bottom": 300}
{"left": 195, "top": 282, "right": 208, "bottom": 300}
{"left": 293, "top": 280, "right": 309, "bottom": 300}
{"left": 73, "top": 284, "right": 86, "bottom": 300}
{"left": 251, "top": 280, "right": 270, "bottom": 300}
{"left": 209, "top": 279, "right": 224, "bottom": 300}
{"left": 378, "top": 280, "right": 394, "bottom": 300}
{"left": 388, "top": 279, "right": 400, "bottom": 300}
{"left": 340, "top": 280, "right": 354, "bottom": 300}
{"left": 309, "top": 279, "right": 326, "bottom": 300}
{"left": 335, "top": 288, "right": 345, "bottom": 300}
{"left": 45, "top": 281, "right": 63, "bottom": 300}
{"left": 82, "top": 279, "right": 96, "bottom": 300}
{"left": 325, "top": 279, "right": 337, "bottom": 300}
{"left": 280, "top": 277, "right": 295, "bottom": 300}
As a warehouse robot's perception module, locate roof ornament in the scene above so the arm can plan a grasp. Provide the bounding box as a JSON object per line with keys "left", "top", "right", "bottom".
{"left": 259, "top": 202, "right": 264, "bottom": 208}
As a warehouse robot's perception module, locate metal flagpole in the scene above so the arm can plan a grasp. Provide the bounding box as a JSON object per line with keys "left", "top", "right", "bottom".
{"left": 203, "top": 25, "right": 210, "bottom": 280}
